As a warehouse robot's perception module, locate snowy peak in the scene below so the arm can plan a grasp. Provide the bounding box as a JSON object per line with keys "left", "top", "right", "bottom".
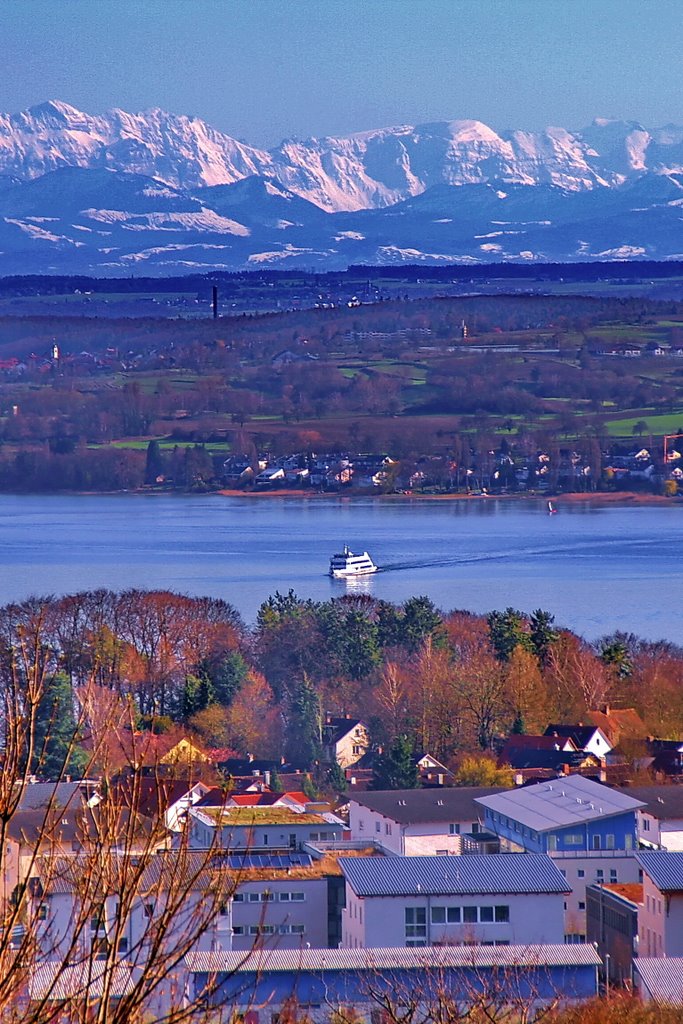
{"left": 2, "top": 101, "right": 683, "bottom": 219}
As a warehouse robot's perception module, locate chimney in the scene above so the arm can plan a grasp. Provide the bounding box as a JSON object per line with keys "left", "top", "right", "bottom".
{"left": 212, "top": 285, "right": 218, "bottom": 319}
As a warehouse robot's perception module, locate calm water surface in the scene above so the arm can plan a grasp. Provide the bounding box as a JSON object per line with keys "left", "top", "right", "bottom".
{"left": 0, "top": 493, "right": 681, "bottom": 641}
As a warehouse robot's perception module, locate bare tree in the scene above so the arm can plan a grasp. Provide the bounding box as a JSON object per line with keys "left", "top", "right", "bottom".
{"left": 0, "top": 602, "right": 238, "bottom": 1024}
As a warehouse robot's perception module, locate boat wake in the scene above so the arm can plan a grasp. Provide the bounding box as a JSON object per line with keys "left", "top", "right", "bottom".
{"left": 379, "top": 535, "right": 654, "bottom": 574}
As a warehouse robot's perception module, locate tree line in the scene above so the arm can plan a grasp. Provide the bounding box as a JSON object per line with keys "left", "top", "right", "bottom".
{"left": 3, "top": 588, "right": 682, "bottom": 789}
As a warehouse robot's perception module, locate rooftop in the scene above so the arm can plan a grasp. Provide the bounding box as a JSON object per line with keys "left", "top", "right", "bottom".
{"left": 637, "top": 851, "right": 683, "bottom": 892}
{"left": 602, "top": 882, "right": 643, "bottom": 905}
{"left": 339, "top": 853, "right": 570, "bottom": 897}
{"left": 618, "top": 785, "right": 683, "bottom": 819}
{"left": 634, "top": 959, "right": 683, "bottom": 1003}
{"left": 185, "top": 943, "right": 601, "bottom": 975}
{"left": 476, "top": 775, "right": 644, "bottom": 832}
{"left": 192, "top": 806, "right": 340, "bottom": 827}
{"left": 351, "top": 787, "right": 506, "bottom": 825}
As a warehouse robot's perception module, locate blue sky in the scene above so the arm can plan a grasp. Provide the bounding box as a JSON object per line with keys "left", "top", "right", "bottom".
{"left": 2, "top": 0, "right": 682, "bottom": 145}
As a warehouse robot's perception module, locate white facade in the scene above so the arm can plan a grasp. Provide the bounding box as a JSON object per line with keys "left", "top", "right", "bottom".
{"left": 637, "top": 808, "right": 683, "bottom": 851}
{"left": 639, "top": 875, "right": 683, "bottom": 957}
{"left": 349, "top": 802, "right": 484, "bottom": 856}
{"left": 230, "top": 877, "right": 329, "bottom": 950}
{"left": 552, "top": 852, "right": 641, "bottom": 940}
{"left": 342, "top": 890, "right": 565, "bottom": 949}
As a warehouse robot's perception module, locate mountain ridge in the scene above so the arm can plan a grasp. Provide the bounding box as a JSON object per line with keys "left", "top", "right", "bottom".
{"left": 2, "top": 101, "right": 683, "bottom": 274}
{"left": 3, "top": 100, "right": 683, "bottom": 212}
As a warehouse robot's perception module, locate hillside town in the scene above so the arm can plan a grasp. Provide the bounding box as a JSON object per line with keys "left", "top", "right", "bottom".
{"left": 9, "top": 690, "right": 683, "bottom": 1019}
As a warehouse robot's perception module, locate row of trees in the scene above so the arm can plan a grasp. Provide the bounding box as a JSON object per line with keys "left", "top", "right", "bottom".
{"left": 3, "top": 587, "right": 683, "bottom": 787}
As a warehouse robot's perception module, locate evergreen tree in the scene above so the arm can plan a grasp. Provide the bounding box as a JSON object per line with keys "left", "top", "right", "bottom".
{"left": 325, "top": 760, "right": 348, "bottom": 795}
{"left": 487, "top": 607, "right": 532, "bottom": 662}
{"left": 197, "top": 651, "right": 248, "bottom": 706}
{"left": 180, "top": 672, "right": 214, "bottom": 721}
{"left": 32, "top": 672, "right": 87, "bottom": 780}
{"left": 529, "top": 608, "right": 559, "bottom": 665}
{"left": 144, "top": 439, "right": 164, "bottom": 484}
{"left": 371, "top": 734, "right": 420, "bottom": 790}
{"left": 285, "top": 674, "right": 323, "bottom": 765}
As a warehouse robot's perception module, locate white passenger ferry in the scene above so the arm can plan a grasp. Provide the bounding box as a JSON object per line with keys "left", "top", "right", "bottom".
{"left": 329, "top": 545, "right": 378, "bottom": 578}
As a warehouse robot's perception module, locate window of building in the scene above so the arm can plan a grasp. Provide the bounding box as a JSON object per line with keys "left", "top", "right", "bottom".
{"left": 233, "top": 893, "right": 245, "bottom": 903}
{"left": 405, "top": 907, "right": 427, "bottom": 941}
{"left": 37, "top": 903, "right": 48, "bottom": 921}
{"left": 248, "top": 893, "right": 260, "bottom": 903}
{"left": 263, "top": 835, "right": 268, "bottom": 846}
{"left": 494, "top": 906, "right": 510, "bottom": 923}
{"left": 117, "top": 938, "right": 128, "bottom": 954}
{"left": 564, "top": 834, "right": 582, "bottom": 846}
{"left": 547, "top": 835, "right": 557, "bottom": 852}
{"left": 352, "top": 745, "right": 362, "bottom": 755}
{"left": 592, "top": 835, "right": 601, "bottom": 851}
{"left": 463, "top": 906, "right": 477, "bottom": 924}
{"left": 610, "top": 870, "right": 618, "bottom": 883}
{"left": 479, "top": 906, "right": 494, "bottom": 923}
{"left": 291, "top": 924, "right": 305, "bottom": 934}
{"left": 605, "top": 834, "right": 615, "bottom": 850}
{"left": 449, "top": 824, "right": 460, "bottom": 835}
{"left": 625, "top": 834, "right": 633, "bottom": 850}
{"left": 291, "top": 892, "right": 304, "bottom": 902}
{"left": 472, "top": 823, "right": 480, "bottom": 834}
{"left": 577, "top": 869, "right": 585, "bottom": 879}
{"left": 261, "top": 891, "right": 274, "bottom": 902}
{"left": 596, "top": 869, "right": 604, "bottom": 880}
{"left": 447, "top": 907, "right": 461, "bottom": 924}
{"left": 376, "top": 821, "right": 381, "bottom": 833}
{"left": 642, "top": 819, "right": 650, "bottom": 832}
{"left": 431, "top": 907, "right": 446, "bottom": 924}
{"left": 578, "top": 902, "right": 586, "bottom": 911}
{"left": 232, "top": 926, "right": 245, "bottom": 936}
{"left": 385, "top": 823, "right": 392, "bottom": 835}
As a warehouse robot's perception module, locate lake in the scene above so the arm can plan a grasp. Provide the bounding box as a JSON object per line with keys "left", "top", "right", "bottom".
{"left": 0, "top": 493, "right": 680, "bottom": 642}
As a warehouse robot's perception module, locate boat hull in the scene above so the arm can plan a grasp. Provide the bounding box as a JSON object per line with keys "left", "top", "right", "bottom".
{"left": 330, "top": 565, "right": 378, "bottom": 578}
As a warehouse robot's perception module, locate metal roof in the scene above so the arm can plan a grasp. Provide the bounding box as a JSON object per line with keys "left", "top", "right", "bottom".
{"left": 636, "top": 851, "right": 683, "bottom": 892}
{"left": 476, "top": 776, "right": 644, "bottom": 832}
{"left": 28, "top": 963, "right": 138, "bottom": 1001}
{"left": 617, "top": 785, "right": 683, "bottom": 819}
{"left": 634, "top": 958, "right": 683, "bottom": 1003}
{"left": 338, "top": 853, "right": 570, "bottom": 897}
{"left": 350, "top": 788, "right": 507, "bottom": 825}
{"left": 185, "top": 944, "right": 601, "bottom": 975}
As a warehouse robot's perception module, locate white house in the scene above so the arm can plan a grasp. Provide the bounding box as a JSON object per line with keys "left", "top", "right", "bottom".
{"left": 339, "top": 854, "right": 569, "bottom": 949}
{"left": 322, "top": 717, "right": 369, "bottom": 768}
{"left": 637, "top": 851, "right": 683, "bottom": 957}
{"left": 349, "top": 788, "right": 504, "bottom": 856}
{"left": 620, "top": 786, "right": 683, "bottom": 850}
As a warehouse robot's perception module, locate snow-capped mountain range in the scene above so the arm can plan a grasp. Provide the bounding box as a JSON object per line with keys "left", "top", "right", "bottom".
{"left": 2, "top": 100, "right": 683, "bottom": 273}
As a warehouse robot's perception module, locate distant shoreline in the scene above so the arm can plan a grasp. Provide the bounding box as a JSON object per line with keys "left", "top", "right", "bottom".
{"left": 216, "top": 488, "right": 677, "bottom": 507}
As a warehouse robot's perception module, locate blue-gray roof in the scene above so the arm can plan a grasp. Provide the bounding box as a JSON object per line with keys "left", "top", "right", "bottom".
{"left": 476, "top": 776, "right": 643, "bottom": 832}
{"left": 634, "top": 959, "right": 683, "bottom": 1003}
{"left": 637, "top": 851, "right": 683, "bottom": 892}
{"left": 186, "top": 944, "right": 601, "bottom": 975}
{"left": 339, "top": 854, "right": 570, "bottom": 897}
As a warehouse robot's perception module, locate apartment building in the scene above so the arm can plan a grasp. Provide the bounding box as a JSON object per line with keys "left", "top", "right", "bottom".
{"left": 339, "top": 854, "right": 569, "bottom": 949}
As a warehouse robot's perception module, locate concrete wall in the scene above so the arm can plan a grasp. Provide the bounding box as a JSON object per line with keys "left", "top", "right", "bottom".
{"left": 231, "top": 878, "right": 329, "bottom": 950}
